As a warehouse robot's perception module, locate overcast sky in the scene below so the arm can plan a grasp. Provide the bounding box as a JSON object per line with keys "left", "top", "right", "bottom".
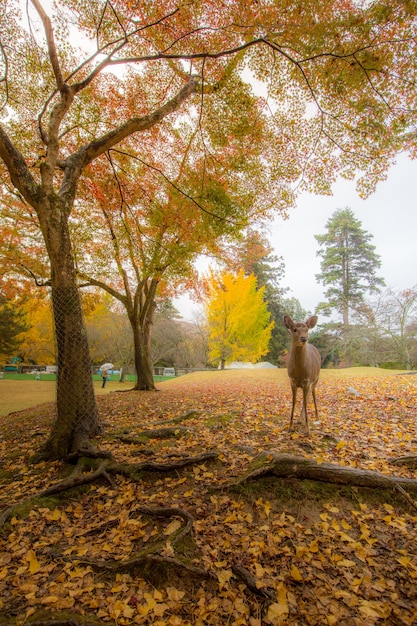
{"left": 175, "top": 152, "right": 417, "bottom": 321}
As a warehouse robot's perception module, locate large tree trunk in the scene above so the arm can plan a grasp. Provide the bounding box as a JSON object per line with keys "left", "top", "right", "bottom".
{"left": 34, "top": 215, "right": 100, "bottom": 461}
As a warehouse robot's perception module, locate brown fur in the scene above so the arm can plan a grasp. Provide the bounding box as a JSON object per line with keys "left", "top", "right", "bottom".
{"left": 284, "top": 315, "right": 321, "bottom": 435}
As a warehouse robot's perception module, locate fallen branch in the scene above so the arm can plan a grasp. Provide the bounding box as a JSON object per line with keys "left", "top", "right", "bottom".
{"left": 232, "top": 453, "right": 417, "bottom": 492}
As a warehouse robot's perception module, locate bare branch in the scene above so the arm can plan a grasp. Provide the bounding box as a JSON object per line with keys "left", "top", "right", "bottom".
{"left": 63, "top": 76, "right": 199, "bottom": 175}
{"left": 30, "top": 0, "right": 64, "bottom": 89}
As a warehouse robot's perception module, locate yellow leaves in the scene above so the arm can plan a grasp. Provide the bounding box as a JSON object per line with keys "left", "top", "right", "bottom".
{"left": 255, "top": 497, "right": 272, "bottom": 518}
{"left": 205, "top": 268, "right": 274, "bottom": 366}
{"left": 25, "top": 549, "right": 41, "bottom": 574}
{"left": 166, "top": 587, "right": 185, "bottom": 603}
{"left": 163, "top": 519, "right": 182, "bottom": 535}
{"left": 254, "top": 562, "right": 266, "bottom": 579}
{"left": 265, "top": 585, "right": 288, "bottom": 623}
{"left": 217, "top": 568, "right": 234, "bottom": 588}
{"left": 397, "top": 554, "right": 412, "bottom": 566}
{"left": 397, "top": 554, "right": 417, "bottom": 577}
{"left": 308, "top": 539, "right": 320, "bottom": 553}
{"left": 290, "top": 564, "right": 303, "bottom": 581}
{"left": 110, "top": 599, "right": 135, "bottom": 620}
{"left": 359, "top": 599, "right": 391, "bottom": 619}
{"left": 337, "top": 559, "right": 357, "bottom": 568}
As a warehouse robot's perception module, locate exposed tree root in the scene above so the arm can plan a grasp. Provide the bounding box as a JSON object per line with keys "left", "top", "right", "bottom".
{"left": 70, "top": 551, "right": 215, "bottom": 580}
{"left": 0, "top": 452, "right": 218, "bottom": 528}
{"left": 114, "top": 451, "right": 218, "bottom": 476}
{"left": 393, "top": 484, "right": 417, "bottom": 511}
{"left": 112, "top": 411, "right": 200, "bottom": 444}
{"left": 231, "top": 452, "right": 417, "bottom": 493}
{"left": 46, "top": 504, "right": 278, "bottom": 603}
{"left": 231, "top": 564, "right": 276, "bottom": 600}
{"left": 114, "top": 425, "right": 194, "bottom": 445}
{"left": 66, "top": 448, "right": 113, "bottom": 462}
{"left": 4, "top": 446, "right": 417, "bottom": 626}
{"left": 135, "top": 505, "right": 195, "bottom": 544}
{"left": 391, "top": 455, "right": 417, "bottom": 469}
{"left": 153, "top": 410, "right": 201, "bottom": 425}
{"left": 46, "top": 504, "right": 215, "bottom": 590}
{"left": 0, "top": 618, "right": 83, "bottom": 626}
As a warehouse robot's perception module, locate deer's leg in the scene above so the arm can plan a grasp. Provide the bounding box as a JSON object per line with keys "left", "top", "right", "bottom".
{"left": 289, "top": 381, "right": 297, "bottom": 431}
{"left": 312, "top": 382, "right": 319, "bottom": 420}
{"left": 302, "top": 384, "right": 310, "bottom": 435}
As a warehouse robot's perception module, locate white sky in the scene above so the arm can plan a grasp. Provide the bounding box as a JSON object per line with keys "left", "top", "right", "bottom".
{"left": 175, "top": 152, "right": 417, "bottom": 321}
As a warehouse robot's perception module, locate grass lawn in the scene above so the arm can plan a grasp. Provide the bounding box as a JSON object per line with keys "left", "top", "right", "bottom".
{"left": 0, "top": 366, "right": 408, "bottom": 417}
{"left": 0, "top": 378, "right": 132, "bottom": 416}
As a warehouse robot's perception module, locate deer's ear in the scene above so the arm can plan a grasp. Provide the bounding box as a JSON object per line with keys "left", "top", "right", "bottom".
{"left": 306, "top": 315, "right": 318, "bottom": 329}
{"left": 284, "top": 315, "right": 293, "bottom": 329}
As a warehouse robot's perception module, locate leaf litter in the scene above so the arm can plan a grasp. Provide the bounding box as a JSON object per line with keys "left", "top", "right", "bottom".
{"left": 0, "top": 369, "right": 416, "bottom": 625}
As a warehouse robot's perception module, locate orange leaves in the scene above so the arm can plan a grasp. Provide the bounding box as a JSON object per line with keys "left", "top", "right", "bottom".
{"left": 1, "top": 369, "right": 417, "bottom": 624}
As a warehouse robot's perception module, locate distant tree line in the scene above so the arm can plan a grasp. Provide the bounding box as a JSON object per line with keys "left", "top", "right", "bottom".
{"left": 2, "top": 210, "right": 416, "bottom": 372}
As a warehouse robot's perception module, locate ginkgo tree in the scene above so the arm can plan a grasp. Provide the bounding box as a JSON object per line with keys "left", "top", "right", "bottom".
{"left": 205, "top": 269, "right": 274, "bottom": 369}
{"left": 1, "top": 0, "right": 417, "bottom": 459}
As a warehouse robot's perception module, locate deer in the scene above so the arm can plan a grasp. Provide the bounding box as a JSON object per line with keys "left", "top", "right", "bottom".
{"left": 284, "top": 315, "right": 321, "bottom": 435}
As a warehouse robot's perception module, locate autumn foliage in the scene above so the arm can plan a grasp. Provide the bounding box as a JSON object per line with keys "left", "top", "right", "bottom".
{"left": 1, "top": 369, "right": 416, "bottom": 625}
{"left": 205, "top": 270, "right": 274, "bottom": 368}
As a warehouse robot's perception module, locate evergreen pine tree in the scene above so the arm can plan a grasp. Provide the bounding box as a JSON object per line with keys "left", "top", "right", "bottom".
{"left": 0, "top": 295, "right": 29, "bottom": 358}
{"left": 315, "top": 208, "right": 385, "bottom": 328}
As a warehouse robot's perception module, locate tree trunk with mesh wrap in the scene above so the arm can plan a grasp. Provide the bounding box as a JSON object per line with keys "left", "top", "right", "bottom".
{"left": 35, "top": 216, "right": 100, "bottom": 461}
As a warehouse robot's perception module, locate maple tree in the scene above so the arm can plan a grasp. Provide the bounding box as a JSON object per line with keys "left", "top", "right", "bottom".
{"left": 74, "top": 118, "right": 264, "bottom": 389}
{"left": 205, "top": 269, "right": 274, "bottom": 368}
{"left": 0, "top": 0, "right": 416, "bottom": 460}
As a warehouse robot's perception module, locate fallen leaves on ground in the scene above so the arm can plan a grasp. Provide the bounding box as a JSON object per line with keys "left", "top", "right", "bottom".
{"left": 0, "top": 368, "right": 416, "bottom": 625}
